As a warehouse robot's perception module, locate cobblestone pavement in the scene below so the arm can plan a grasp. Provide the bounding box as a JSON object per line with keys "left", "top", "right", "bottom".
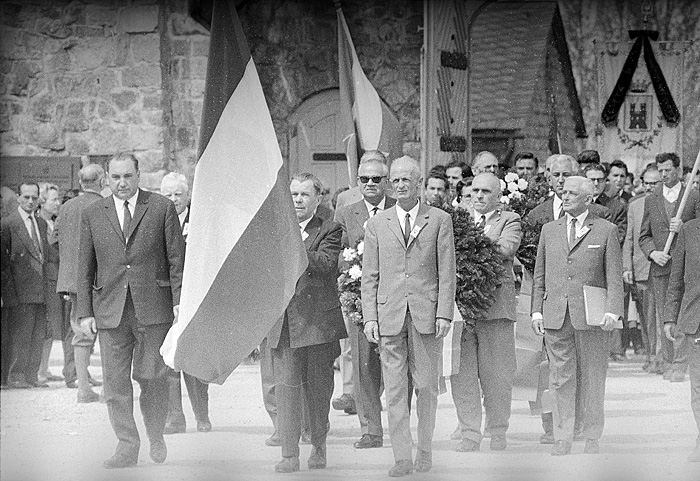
{"left": 1, "top": 341, "right": 697, "bottom": 481}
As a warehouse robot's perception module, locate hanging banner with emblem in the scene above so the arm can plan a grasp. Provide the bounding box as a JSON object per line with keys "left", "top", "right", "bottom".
{"left": 596, "top": 34, "right": 685, "bottom": 175}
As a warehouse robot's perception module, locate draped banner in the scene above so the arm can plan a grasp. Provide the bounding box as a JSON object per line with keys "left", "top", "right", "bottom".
{"left": 597, "top": 39, "right": 685, "bottom": 175}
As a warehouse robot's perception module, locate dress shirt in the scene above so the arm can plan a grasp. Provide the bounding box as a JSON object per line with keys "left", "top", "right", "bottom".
{"left": 565, "top": 210, "right": 589, "bottom": 244}
{"left": 364, "top": 197, "right": 386, "bottom": 217}
{"left": 474, "top": 209, "right": 495, "bottom": 225}
{"left": 299, "top": 215, "right": 313, "bottom": 232}
{"left": 178, "top": 207, "right": 189, "bottom": 228}
{"left": 663, "top": 182, "right": 681, "bottom": 203}
{"left": 552, "top": 195, "right": 564, "bottom": 220}
{"left": 113, "top": 190, "right": 139, "bottom": 232}
{"left": 396, "top": 201, "right": 420, "bottom": 237}
{"left": 17, "top": 206, "right": 40, "bottom": 238}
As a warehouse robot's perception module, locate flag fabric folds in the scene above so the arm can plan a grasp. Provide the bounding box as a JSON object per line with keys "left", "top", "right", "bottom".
{"left": 160, "top": 0, "right": 308, "bottom": 384}
{"left": 336, "top": 4, "right": 391, "bottom": 186}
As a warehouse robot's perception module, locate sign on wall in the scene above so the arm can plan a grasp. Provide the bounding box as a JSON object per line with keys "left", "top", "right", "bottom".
{"left": 0, "top": 156, "right": 83, "bottom": 192}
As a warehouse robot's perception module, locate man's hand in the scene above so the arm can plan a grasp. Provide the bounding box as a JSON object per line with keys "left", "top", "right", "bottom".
{"left": 435, "top": 318, "right": 451, "bottom": 339}
{"left": 669, "top": 218, "right": 683, "bottom": 233}
{"left": 649, "top": 250, "right": 671, "bottom": 267}
{"left": 531, "top": 318, "right": 545, "bottom": 336}
{"left": 664, "top": 322, "right": 677, "bottom": 342}
{"left": 80, "top": 316, "right": 97, "bottom": 336}
{"left": 364, "top": 321, "right": 380, "bottom": 344}
{"left": 622, "top": 270, "right": 634, "bottom": 285}
{"left": 601, "top": 314, "right": 617, "bottom": 331}
{"left": 173, "top": 305, "right": 180, "bottom": 324}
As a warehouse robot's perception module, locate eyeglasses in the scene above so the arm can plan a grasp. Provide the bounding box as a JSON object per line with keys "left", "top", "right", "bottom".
{"left": 588, "top": 178, "right": 605, "bottom": 183}
{"left": 359, "top": 176, "right": 386, "bottom": 184}
{"left": 643, "top": 181, "right": 660, "bottom": 186}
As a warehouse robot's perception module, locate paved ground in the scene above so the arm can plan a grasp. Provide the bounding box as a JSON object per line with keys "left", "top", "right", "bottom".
{"left": 1, "top": 341, "right": 698, "bottom": 481}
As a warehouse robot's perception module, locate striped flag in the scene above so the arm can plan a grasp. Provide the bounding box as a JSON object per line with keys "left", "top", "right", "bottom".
{"left": 160, "top": 0, "right": 308, "bottom": 384}
{"left": 336, "top": 3, "right": 391, "bottom": 186}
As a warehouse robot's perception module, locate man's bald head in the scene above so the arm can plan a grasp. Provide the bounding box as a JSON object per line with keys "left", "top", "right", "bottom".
{"left": 160, "top": 172, "right": 190, "bottom": 215}
{"left": 549, "top": 155, "right": 580, "bottom": 197}
{"left": 360, "top": 150, "right": 387, "bottom": 164}
{"left": 472, "top": 151, "right": 499, "bottom": 175}
{"left": 471, "top": 173, "right": 502, "bottom": 214}
{"left": 561, "top": 176, "right": 594, "bottom": 216}
{"left": 79, "top": 163, "right": 105, "bottom": 191}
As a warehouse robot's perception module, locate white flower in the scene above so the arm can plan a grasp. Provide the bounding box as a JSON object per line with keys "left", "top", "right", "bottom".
{"left": 500, "top": 195, "right": 510, "bottom": 205}
{"left": 342, "top": 247, "right": 357, "bottom": 262}
{"left": 356, "top": 241, "right": 364, "bottom": 255}
{"left": 499, "top": 179, "right": 507, "bottom": 191}
{"left": 517, "top": 178, "right": 528, "bottom": 190}
{"left": 511, "top": 191, "right": 523, "bottom": 200}
{"left": 507, "top": 181, "right": 519, "bottom": 193}
{"left": 504, "top": 172, "right": 518, "bottom": 183}
{"left": 348, "top": 265, "right": 362, "bottom": 280}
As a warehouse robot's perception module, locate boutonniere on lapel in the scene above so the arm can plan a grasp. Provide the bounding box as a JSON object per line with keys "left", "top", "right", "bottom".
{"left": 410, "top": 224, "right": 422, "bottom": 240}
{"left": 182, "top": 222, "right": 189, "bottom": 238}
{"left": 578, "top": 225, "right": 590, "bottom": 239}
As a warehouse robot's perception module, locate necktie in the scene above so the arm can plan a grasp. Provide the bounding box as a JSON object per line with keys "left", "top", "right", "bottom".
{"left": 123, "top": 200, "right": 132, "bottom": 240}
{"left": 569, "top": 217, "right": 577, "bottom": 249}
{"left": 29, "top": 215, "right": 43, "bottom": 261}
{"left": 476, "top": 215, "right": 486, "bottom": 228}
{"left": 557, "top": 205, "right": 564, "bottom": 220}
{"left": 403, "top": 213, "right": 411, "bottom": 245}
{"left": 371, "top": 206, "right": 379, "bottom": 217}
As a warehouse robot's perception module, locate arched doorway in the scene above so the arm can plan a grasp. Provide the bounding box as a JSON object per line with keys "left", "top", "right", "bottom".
{"left": 287, "top": 88, "right": 402, "bottom": 196}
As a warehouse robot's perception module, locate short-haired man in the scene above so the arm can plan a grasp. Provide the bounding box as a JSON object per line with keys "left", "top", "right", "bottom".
{"left": 514, "top": 152, "right": 538, "bottom": 180}
{"left": 446, "top": 161, "right": 472, "bottom": 191}
{"left": 335, "top": 159, "right": 395, "bottom": 449}
{"left": 577, "top": 150, "right": 601, "bottom": 167}
{"left": 639, "top": 152, "right": 700, "bottom": 382}
{"left": 268, "top": 173, "right": 347, "bottom": 473}
{"left": 1, "top": 182, "right": 50, "bottom": 389}
{"left": 362, "top": 156, "right": 456, "bottom": 476}
{"left": 472, "top": 151, "right": 499, "bottom": 175}
{"left": 607, "top": 160, "right": 633, "bottom": 202}
{"left": 450, "top": 173, "right": 522, "bottom": 453}
{"left": 159, "top": 173, "right": 212, "bottom": 434}
{"left": 532, "top": 176, "right": 623, "bottom": 456}
{"left": 77, "top": 153, "right": 185, "bottom": 468}
{"left": 335, "top": 150, "right": 388, "bottom": 209}
{"left": 55, "top": 164, "right": 106, "bottom": 402}
{"left": 425, "top": 171, "right": 449, "bottom": 208}
{"left": 583, "top": 163, "right": 627, "bottom": 245}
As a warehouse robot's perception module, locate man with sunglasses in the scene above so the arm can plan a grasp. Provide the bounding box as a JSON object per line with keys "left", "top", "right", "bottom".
{"left": 334, "top": 159, "right": 394, "bottom": 450}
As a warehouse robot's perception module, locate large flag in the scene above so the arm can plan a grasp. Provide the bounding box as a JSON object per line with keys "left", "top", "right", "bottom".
{"left": 161, "top": 0, "right": 308, "bottom": 384}
{"left": 336, "top": 3, "right": 392, "bottom": 186}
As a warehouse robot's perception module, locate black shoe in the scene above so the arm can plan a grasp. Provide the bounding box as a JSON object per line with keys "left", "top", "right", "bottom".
{"left": 331, "top": 393, "right": 356, "bottom": 414}
{"left": 197, "top": 420, "right": 212, "bottom": 432}
{"left": 265, "top": 431, "right": 281, "bottom": 446}
{"left": 8, "top": 379, "right": 32, "bottom": 389}
{"left": 551, "top": 440, "right": 572, "bottom": 456}
{"left": 308, "top": 445, "right": 326, "bottom": 469}
{"left": 88, "top": 377, "right": 103, "bottom": 387}
{"left": 388, "top": 459, "right": 413, "bottom": 477}
{"left": 414, "top": 448, "right": 432, "bottom": 473}
{"left": 150, "top": 438, "right": 167, "bottom": 463}
{"left": 29, "top": 380, "right": 49, "bottom": 388}
{"left": 354, "top": 433, "right": 383, "bottom": 449}
{"left": 540, "top": 431, "right": 555, "bottom": 445}
{"left": 275, "top": 457, "right": 300, "bottom": 473}
{"left": 66, "top": 381, "right": 78, "bottom": 389}
{"left": 103, "top": 453, "right": 137, "bottom": 469}
{"left": 163, "top": 422, "right": 186, "bottom": 434}
{"left": 77, "top": 390, "right": 100, "bottom": 403}
{"left": 43, "top": 374, "right": 64, "bottom": 382}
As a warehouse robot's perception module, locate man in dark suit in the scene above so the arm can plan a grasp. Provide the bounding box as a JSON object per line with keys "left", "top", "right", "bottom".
{"left": 77, "top": 153, "right": 185, "bottom": 469}
{"left": 451, "top": 173, "right": 522, "bottom": 453}
{"left": 531, "top": 176, "right": 623, "bottom": 456}
{"left": 55, "top": 164, "right": 106, "bottom": 403}
{"left": 639, "top": 152, "right": 700, "bottom": 382}
{"left": 159, "top": 172, "right": 212, "bottom": 434}
{"left": 664, "top": 218, "right": 700, "bottom": 462}
{"left": 334, "top": 158, "right": 395, "bottom": 449}
{"left": 1, "top": 182, "right": 50, "bottom": 389}
{"left": 268, "top": 173, "right": 347, "bottom": 473}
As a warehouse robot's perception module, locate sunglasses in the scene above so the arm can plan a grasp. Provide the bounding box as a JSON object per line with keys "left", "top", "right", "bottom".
{"left": 359, "top": 176, "right": 386, "bottom": 184}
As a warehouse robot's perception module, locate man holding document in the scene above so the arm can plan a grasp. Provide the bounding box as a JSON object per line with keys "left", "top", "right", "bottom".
{"left": 531, "top": 176, "right": 623, "bottom": 456}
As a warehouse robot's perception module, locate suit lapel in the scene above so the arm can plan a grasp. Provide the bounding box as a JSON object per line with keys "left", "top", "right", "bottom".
{"left": 127, "top": 190, "right": 150, "bottom": 243}
{"left": 385, "top": 207, "right": 405, "bottom": 247}
{"left": 407, "top": 203, "right": 430, "bottom": 248}
{"left": 353, "top": 203, "right": 369, "bottom": 233}
{"left": 303, "top": 216, "right": 322, "bottom": 248}
{"left": 14, "top": 215, "right": 42, "bottom": 261}
{"left": 570, "top": 216, "right": 594, "bottom": 252}
{"left": 103, "top": 196, "right": 126, "bottom": 244}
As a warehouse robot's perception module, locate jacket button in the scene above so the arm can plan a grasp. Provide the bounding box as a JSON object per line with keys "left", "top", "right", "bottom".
{"left": 124, "top": 285, "right": 128, "bottom": 289}
{"left": 126, "top": 265, "right": 130, "bottom": 269}
{"left": 405, "top": 274, "right": 409, "bottom": 278}
{"left": 567, "top": 276, "right": 572, "bottom": 280}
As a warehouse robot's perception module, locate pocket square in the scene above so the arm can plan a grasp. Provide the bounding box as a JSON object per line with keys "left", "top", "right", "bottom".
{"left": 587, "top": 244, "right": 600, "bottom": 249}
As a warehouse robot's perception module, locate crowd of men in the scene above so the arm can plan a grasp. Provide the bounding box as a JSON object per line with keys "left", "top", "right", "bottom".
{"left": 0, "top": 147, "right": 698, "bottom": 475}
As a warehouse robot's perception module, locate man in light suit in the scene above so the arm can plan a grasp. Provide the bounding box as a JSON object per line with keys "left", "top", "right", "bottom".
{"left": 664, "top": 218, "right": 700, "bottom": 462}
{"left": 362, "top": 156, "right": 456, "bottom": 477}
{"left": 639, "top": 152, "right": 700, "bottom": 382}
{"left": 335, "top": 158, "right": 395, "bottom": 449}
{"left": 531, "top": 176, "right": 623, "bottom": 456}
{"left": 77, "top": 153, "right": 185, "bottom": 469}
{"left": 450, "top": 173, "right": 522, "bottom": 452}
{"left": 1, "top": 182, "right": 50, "bottom": 389}
{"left": 55, "top": 164, "right": 106, "bottom": 402}
{"left": 268, "top": 173, "right": 347, "bottom": 473}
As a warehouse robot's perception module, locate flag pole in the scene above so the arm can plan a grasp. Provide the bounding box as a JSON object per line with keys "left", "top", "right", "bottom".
{"left": 663, "top": 148, "right": 700, "bottom": 254}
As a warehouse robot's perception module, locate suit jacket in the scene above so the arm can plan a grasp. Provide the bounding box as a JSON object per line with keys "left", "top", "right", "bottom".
{"left": 55, "top": 191, "right": 104, "bottom": 294}
{"left": 43, "top": 218, "right": 59, "bottom": 283}
{"left": 665, "top": 219, "right": 700, "bottom": 335}
{"left": 639, "top": 184, "right": 700, "bottom": 277}
{"left": 362, "top": 203, "right": 456, "bottom": 336}
{"left": 595, "top": 192, "right": 627, "bottom": 245}
{"left": 76, "top": 190, "right": 185, "bottom": 329}
{"left": 334, "top": 196, "right": 397, "bottom": 251}
{"left": 531, "top": 212, "right": 624, "bottom": 330}
{"left": 267, "top": 215, "right": 347, "bottom": 349}
{"left": 622, "top": 195, "right": 651, "bottom": 282}
{"left": 0, "top": 209, "right": 49, "bottom": 304}
{"left": 475, "top": 208, "right": 522, "bottom": 321}
{"left": 525, "top": 196, "right": 611, "bottom": 225}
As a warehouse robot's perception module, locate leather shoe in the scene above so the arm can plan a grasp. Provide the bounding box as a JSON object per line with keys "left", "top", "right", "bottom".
{"left": 197, "top": 420, "right": 212, "bottom": 432}
{"left": 388, "top": 459, "right": 413, "bottom": 477}
{"left": 688, "top": 446, "right": 700, "bottom": 462}
{"left": 354, "top": 433, "right": 382, "bottom": 449}
{"left": 103, "top": 453, "right": 137, "bottom": 469}
{"left": 540, "top": 431, "right": 555, "bottom": 444}
{"left": 8, "top": 379, "right": 32, "bottom": 389}
{"left": 551, "top": 440, "right": 572, "bottom": 456}
{"left": 414, "top": 449, "right": 432, "bottom": 473}
{"left": 44, "top": 373, "right": 64, "bottom": 382}
{"left": 308, "top": 445, "right": 326, "bottom": 469}
{"left": 490, "top": 435, "right": 507, "bottom": 451}
{"left": 670, "top": 371, "right": 687, "bottom": 382}
{"left": 584, "top": 439, "right": 600, "bottom": 454}
{"left": 66, "top": 381, "right": 78, "bottom": 389}
{"left": 29, "top": 380, "right": 49, "bottom": 388}
{"left": 332, "top": 393, "right": 356, "bottom": 414}
{"left": 88, "top": 376, "right": 102, "bottom": 387}
{"left": 275, "top": 457, "right": 299, "bottom": 473}
{"left": 77, "top": 390, "right": 100, "bottom": 403}
{"left": 456, "top": 439, "right": 480, "bottom": 452}
{"left": 163, "top": 422, "right": 186, "bottom": 434}
{"left": 149, "top": 438, "right": 167, "bottom": 463}
{"left": 265, "top": 431, "right": 280, "bottom": 446}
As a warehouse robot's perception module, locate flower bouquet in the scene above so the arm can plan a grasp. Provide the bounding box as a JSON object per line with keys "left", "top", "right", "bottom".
{"left": 337, "top": 241, "right": 365, "bottom": 327}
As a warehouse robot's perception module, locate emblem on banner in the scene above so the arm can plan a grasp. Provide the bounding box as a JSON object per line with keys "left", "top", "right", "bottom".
{"left": 617, "top": 78, "right": 661, "bottom": 150}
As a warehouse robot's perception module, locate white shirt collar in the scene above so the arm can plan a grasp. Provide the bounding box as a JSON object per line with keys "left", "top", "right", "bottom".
{"left": 565, "top": 209, "right": 589, "bottom": 226}
{"left": 178, "top": 206, "right": 189, "bottom": 227}
{"left": 553, "top": 195, "right": 564, "bottom": 219}
{"left": 364, "top": 197, "right": 386, "bottom": 216}
{"left": 113, "top": 190, "right": 139, "bottom": 212}
{"left": 17, "top": 205, "right": 33, "bottom": 222}
{"left": 474, "top": 209, "right": 496, "bottom": 224}
{"left": 299, "top": 215, "right": 313, "bottom": 232}
{"left": 662, "top": 182, "right": 681, "bottom": 203}
{"left": 396, "top": 201, "right": 420, "bottom": 228}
